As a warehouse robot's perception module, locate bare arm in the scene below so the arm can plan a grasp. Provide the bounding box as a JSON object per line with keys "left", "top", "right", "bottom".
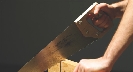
{"left": 74, "top": 0, "right": 133, "bottom": 72}
{"left": 103, "top": 0, "right": 133, "bottom": 67}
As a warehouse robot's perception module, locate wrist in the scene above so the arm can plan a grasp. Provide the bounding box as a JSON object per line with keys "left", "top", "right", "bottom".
{"left": 101, "top": 4, "right": 116, "bottom": 20}
{"left": 101, "top": 56, "right": 115, "bottom": 68}
{"left": 110, "top": 0, "right": 128, "bottom": 18}
{"left": 109, "top": 4, "right": 118, "bottom": 19}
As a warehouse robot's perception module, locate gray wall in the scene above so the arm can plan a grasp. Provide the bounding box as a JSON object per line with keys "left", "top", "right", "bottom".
{"left": 1, "top": 0, "right": 133, "bottom": 71}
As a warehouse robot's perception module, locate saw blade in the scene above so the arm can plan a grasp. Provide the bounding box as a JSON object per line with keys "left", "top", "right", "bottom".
{"left": 18, "top": 2, "right": 112, "bottom": 72}
{"left": 18, "top": 23, "right": 97, "bottom": 72}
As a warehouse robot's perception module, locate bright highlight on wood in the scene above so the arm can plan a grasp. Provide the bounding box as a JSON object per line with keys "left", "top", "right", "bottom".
{"left": 48, "top": 59, "right": 78, "bottom": 72}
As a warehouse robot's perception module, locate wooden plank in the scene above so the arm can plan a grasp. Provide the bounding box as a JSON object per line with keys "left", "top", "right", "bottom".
{"left": 48, "top": 62, "right": 60, "bottom": 72}
{"left": 48, "top": 59, "right": 78, "bottom": 72}
{"left": 61, "top": 59, "right": 78, "bottom": 72}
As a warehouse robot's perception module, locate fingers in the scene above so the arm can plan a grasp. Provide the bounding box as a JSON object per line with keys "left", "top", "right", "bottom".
{"left": 88, "top": 11, "right": 112, "bottom": 28}
{"left": 78, "top": 65, "right": 84, "bottom": 72}
{"left": 87, "top": 3, "right": 113, "bottom": 29}
{"left": 74, "top": 64, "right": 86, "bottom": 72}
{"left": 73, "top": 60, "right": 86, "bottom": 72}
{"left": 103, "top": 16, "right": 111, "bottom": 28}
{"left": 94, "top": 3, "right": 108, "bottom": 14}
{"left": 87, "top": 13, "right": 95, "bottom": 19}
{"left": 92, "top": 14, "right": 108, "bottom": 28}
{"left": 73, "top": 64, "right": 79, "bottom": 72}
{"left": 98, "top": 18, "right": 108, "bottom": 28}
{"left": 74, "top": 59, "right": 90, "bottom": 72}
{"left": 92, "top": 12, "right": 106, "bottom": 26}
{"left": 73, "top": 58, "right": 112, "bottom": 72}
{"left": 94, "top": 3, "right": 115, "bottom": 20}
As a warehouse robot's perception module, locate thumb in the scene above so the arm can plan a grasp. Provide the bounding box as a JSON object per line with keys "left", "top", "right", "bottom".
{"left": 94, "top": 5, "right": 100, "bottom": 14}
{"left": 94, "top": 3, "right": 108, "bottom": 14}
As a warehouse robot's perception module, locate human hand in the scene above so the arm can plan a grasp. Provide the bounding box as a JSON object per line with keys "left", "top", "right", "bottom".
{"left": 88, "top": 3, "right": 115, "bottom": 28}
{"left": 73, "top": 57, "right": 112, "bottom": 72}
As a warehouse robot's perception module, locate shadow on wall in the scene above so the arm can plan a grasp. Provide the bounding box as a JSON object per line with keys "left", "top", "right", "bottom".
{"left": 0, "top": 63, "right": 22, "bottom": 72}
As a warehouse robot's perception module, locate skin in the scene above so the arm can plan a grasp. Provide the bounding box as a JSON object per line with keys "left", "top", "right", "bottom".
{"left": 73, "top": 0, "right": 133, "bottom": 72}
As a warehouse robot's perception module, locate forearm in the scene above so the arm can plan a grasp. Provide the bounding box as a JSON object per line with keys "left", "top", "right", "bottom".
{"left": 110, "top": 0, "right": 128, "bottom": 18}
{"left": 103, "top": 0, "right": 133, "bottom": 66}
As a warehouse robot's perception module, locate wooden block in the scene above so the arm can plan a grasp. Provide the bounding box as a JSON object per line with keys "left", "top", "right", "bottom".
{"left": 61, "top": 59, "right": 78, "bottom": 72}
{"left": 48, "top": 62, "right": 60, "bottom": 72}
{"left": 48, "top": 59, "right": 78, "bottom": 72}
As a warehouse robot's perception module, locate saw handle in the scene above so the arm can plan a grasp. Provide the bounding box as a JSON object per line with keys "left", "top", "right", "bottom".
{"left": 75, "top": 2, "right": 113, "bottom": 38}
{"left": 87, "top": 10, "right": 113, "bottom": 32}
{"left": 92, "top": 10, "right": 113, "bottom": 37}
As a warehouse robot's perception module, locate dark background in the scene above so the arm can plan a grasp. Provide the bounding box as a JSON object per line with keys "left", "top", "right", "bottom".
{"left": 1, "top": 0, "right": 133, "bottom": 72}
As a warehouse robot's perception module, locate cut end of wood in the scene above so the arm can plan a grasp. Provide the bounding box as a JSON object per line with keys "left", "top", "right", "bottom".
{"left": 48, "top": 59, "right": 78, "bottom": 72}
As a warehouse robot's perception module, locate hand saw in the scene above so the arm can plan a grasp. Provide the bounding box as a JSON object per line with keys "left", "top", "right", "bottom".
{"left": 18, "top": 2, "right": 112, "bottom": 72}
